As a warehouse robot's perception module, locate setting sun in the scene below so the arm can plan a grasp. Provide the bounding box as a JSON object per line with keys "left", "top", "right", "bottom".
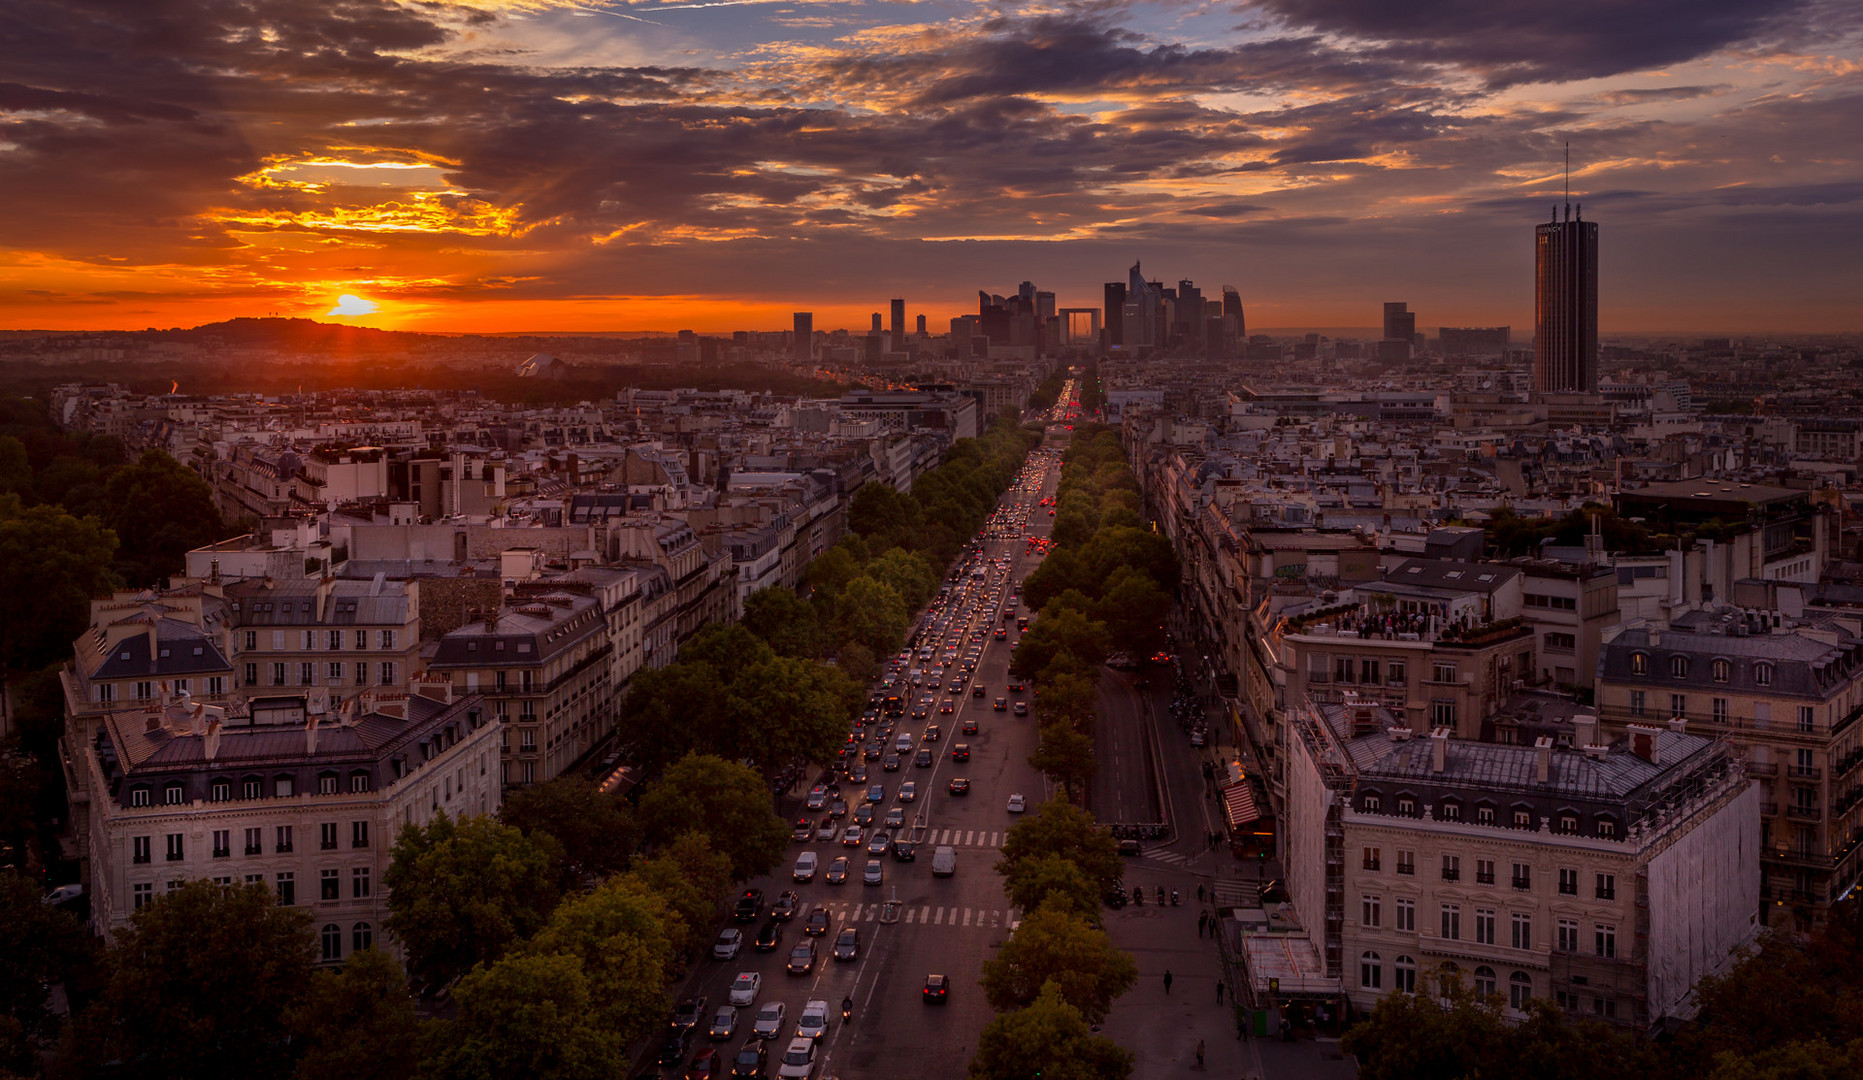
{"left": 327, "top": 294, "right": 380, "bottom": 317}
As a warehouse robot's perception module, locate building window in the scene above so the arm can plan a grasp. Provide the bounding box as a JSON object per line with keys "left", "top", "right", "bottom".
{"left": 1512, "top": 863, "right": 1531, "bottom": 890}
{"left": 353, "top": 867, "right": 372, "bottom": 898}
{"left": 320, "top": 823, "right": 338, "bottom": 850}
{"left": 1335, "top": 656, "right": 1356, "bottom": 684}
{"left": 133, "top": 882, "right": 153, "bottom": 909}
{"left": 212, "top": 830, "right": 230, "bottom": 858}
{"left": 210, "top": 780, "right": 231, "bottom": 802}
{"left": 321, "top": 924, "right": 342, "bottom": 962}
{"left": 353, "top": 922, "right": 373, "bottom": 952}
{"left": 1595, "top": 873, "right": 1616, "bottom": 900}
{"left": 1593, "top": 996, "right": 1616, "bottom": 1019}
{"left": 380, "top": 662, "right": 397, "bottom": 685}
{"left": 321, "top": 870, "right": 340, "bottom": 901}
{"left": 271, "top": 662, "right": 287, "bottom": 686}
{"left": 1545, "top": 632, "right": 1576, "bottom": 653}
{"left": 207, "top": 676, "right": 225, "bottom": 696}
{"left": 276, "top": 872, "right": 296, "bottom": 906}
{"left": 1670, "top": 693, "right": 1686, "bottom": 718}
{"left": 1363, "top": 847, "right": 1381, "bottom": 871}
{"left": 1363, "top": 794, "right": 1382, "bottom": 812}
{"left": 1594, "top": 924, "right": 1616, "bottom": 958}
{"left": 243, "top": 777, "right": 263, "bottom": 800}
{"left": 1431, "top": 700, "right": 1456, "bottom": 728}
{"left": 132, "top": 836, "right": 151, "bottom": 864}
{"left": 1755, "top": 663, "right": 1773, "bottom": 686}
{"left": 1397, "top": 850, "right": 1415, "bottom": 876}
{"left": 165, "top": 834, "right": 184, "bottom": 861}
{"left": 130, "top": 787, "right": 151, "bottom": 808}
{"left": 1440, "top": 801, "right": 1462, "bottom": 822}
{"left": 1557, "top": 919, "right": 1579, "bottom": 952}
{"left": 244, "top": 827, "right": 262, "bottom": 856}
{"left": 356, "top": 662, "right": 370, "bottom": 685}
{"left": 328, "top": 629, "right": 343, "bottom": 650}
{"left": 1559, "top": 868, "right": 1578, "bottom": 895}
{"left": 1387, "top": 661, "right": 1406, "bottom": 685}
{"left": 275, "top": 776, "right": 295, "bottom": 798}
{"left": 1476, "top": 859, "right": 1495, "bottom": 885}
{"left": 1711, "top": 659, "right": 1730, "bottom": 683}
{"left": 299, "top": 662, "right": 314, "bottom": 686}
{"left": 1511, "top": 913, "right": 1532, "bottom": 950}
{"left": 1394, "top": 955, "right": 1417, "bottom": 992}
{"left": 243, "top": 663, "right": 258, "bottom": 686}
{"left": 1395, "top": 898, "right": 1415, "bottom": 932}
{"left": 1629, "top": 690, "right": 1646, "bottom": 717}
{"left": 1558, "top": 814, "right": 1579, "bottom": 835}
{"left": 1440, "top": 904, "right": 1461, "bottom": 941}
{"left": 1510, "top": 972, "right": 1532, "bottom": 1011}
{"left": 164, "top": 783, "right": 186, "bottom": 805}
{"left": 1513, "top": 808, "right": 1534, "bottom": 828}
{"left": 1474, "top": 966, "right": 1496, "bottom": 999}
{"left": 1441, "top": 855, "right": 1460, "bottom": 882}
{"left": 1597, "top": 818, "right": 1617, "bottom": 839}
{"left": 1476, "top": 805, "right": 1496, "bottom": 825}
{"left": 379, "top": 629, "right": 397, "bottom": 650}
{"left": 1360, "top": 951, "right": 1382, "bottom": 989}
{"left": 1397, "top": 796, "right": 1416, "bottom": 816}
{"left": 1668, "top": 656, "right": 1688, "bottom": 678}
{"left": 1798, "top": 706, "right": 1816, "bottom": 733}
{"left": 319, "top": 773, "right": 339, "bottom": 796}
{"left": 352, "top": 821, "right": 371, "bottom": 848}
{"left": 275, "top": 825, "right": 293, "bottom": 854}
{"left": 351, "top": 772, "right": 371, "bottom": 793}
{"left": 1629, "top": 652, "right": 1647, "bottom": 675}
{"left": 1362, "top": 896, "right": 1382, "bottom": 928}
{"left": 1361, "top": 659, "right": 1381, "bottom": 685}
{"left": 1475, "top": 908, "right": 1496, "bottom": 945}
{"left": 328, "top": 661, "right": 344, "bottom": 682}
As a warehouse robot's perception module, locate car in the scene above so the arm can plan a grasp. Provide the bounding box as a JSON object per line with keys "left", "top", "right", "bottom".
{"left": 661, "top": 1028, "right": 694, "bottom": 1066}
{"left": 866, "top": 829, "right": 890, "bottom": 855}
{"left": 832, "top": 927, "right": 860, "bottom": 961}
{"left": 948, "top": 680, "right": 965, "bottom": 693}
{"left": 728, "top": 972, "right": 762, "bottom": 1006}
{"left": 881, "top": 753, "right": 901, "bottom": 771}
{"left": 1007, "top": 793, "right": 1027, "bottom": 813}
{"left": 993, "top": 697, "right": 1008, "bottom": 711}
{"left": 829, "top": 799, "right": 847, "bottom": 819}
{"left": 753, "top": 920, "right": 782, "bottom": 952}
{"left": 731, "top": 1038, "right": 768, "bottom": 1079}
{"left": 865, "top": 783, "right": 885, "bottom": 803}
{"left": 914, "top": 748, "right": 934, "bottom": 767}
{"left": 842, "top": 825, "right": 864, "bottom": 846}
{"left": 993, "top": 627, "right": 1008, "bottom": 640}
{"left": 771, "top": 890, "right": 800, "bottom": 920}
{"left": 938, "top": 700, "right": 955, "bottom": 714}
{"left": 972, "top": 685, "right": 986, "bottom": 698}
{"left": 899, "top": 781, "right": 917, "bottom": 802}
{"left": 786, "top": 939, "right": 817, "bottom": 975}
{"left": 948, "top": 777, "right": 970, "bottom": 795}
{"left": 713, "top": 928, "right": 744, "bottom": 960}
{"left": 824, "top": 856, "right": 849, "bottom": 885}
{"left": 923, "top": 974, "right": 950, "bottom": 1004}
{"left": 792, "top": 818, "right": 813, "bottom": 842}
{"left": 924, "top": 724, "right": 941, "bottom": 742}
{"left": 884, "top": 805, "right": 905, "bottom": 828}
{"left": 709, "top": 1004, "right": 741, "bottom": 1041}
{"left": 673, "top": 995, "right": 710, "bottom": 1031}
{"left": 814, "top": 818, "right": 837, "bottom": 842}
{"left": 1013, "top": 701, "right": 1029, "bottom": 716}
{"left": 848, "top": 764, "right": 869, "bottom": 783}
{"left": 796, "top": 1000, "right": 831, "bottom": 1040}
{"left": 777, "top": 1036, "right": 818, "bottom": 1080}
{"left": 1008, "top": 680, "right": 1025, "bottom": 692}
{"left": 734, "top": 889, "right": 763, "bottom": 922}
{"left": 863, "top": 742, "right": 883, "bottom": 761}
{"left": 804, "top": 907, "right": 832, "bottom": 936}
{"left": 961, "top": 718, "right": 978, "bottom": 734}
{"left": 951, "top": 743, "right": 970, "bottom": 761}
{"left": 892, "top": 840, "right": 917, "bottom": 862}
{"left": 687, "top": 1048, "right": 723, "bottom": 1080}
{"left": 805, "top": 786, "right": 827, "bottom": 811}
{"left": 752, "top": 1001, "right": 787, "bottom": 1039}
{"left": 863, "top": 859, "right": 884, "bottom": 886}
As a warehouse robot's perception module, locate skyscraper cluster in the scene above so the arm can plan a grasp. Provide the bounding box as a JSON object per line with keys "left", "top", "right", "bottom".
{"left": 1103, "top": 262, "right": 1244, "bottom": 357}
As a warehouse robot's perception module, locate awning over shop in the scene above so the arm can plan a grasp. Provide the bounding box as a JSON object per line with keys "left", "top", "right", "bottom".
{"left": 1221, "top": 781, "right": 1261, "bottom": 830}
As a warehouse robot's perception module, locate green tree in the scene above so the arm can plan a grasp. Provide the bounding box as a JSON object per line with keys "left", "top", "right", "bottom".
{"left": 1001, "top": 853, "right": 1101, "bottom": 919}
{"left": 70, "top": 880, "right": 314, "bottom": 1079}
{"left": 867, "top": 548, "right": 940, "bottom": 611}
{"left": 999, "top": 801, "right": 1123, "bottom": 895}
{"left": 637, "top": 754, "right": 790, "bottom": 881}
{"left": 616, "top": 659, "right": 731, "bottom": 773}
{"left": 1011, "top": 607, "right": 1111, "bottom": 682}
{"left": 1033, "top": 670, "right": 1097, "bottom": 733}
{"left": 288, "top": 947, "right": 422, "bottom": 1080}
{"left": 101, "top": 450, "right": 225, "bottom": 587}
{"left": 499, "top": 777, "right": 639, "bottom": 885}
{"left": 835, "top": 575, "right": 908, "bottom": 658}
{"left": 0, "top": 871, "right": 93, "bottom": 1072}
{"left": 968, "top": 981, "right": 1132, "bottom": 1080}
{"left": 730, "top": 655, "right": 861, "bottom": 767}
{"left": 802, "top": 536, "right": 866, "bottom": 602}
{"left": 981, "top": 899, "right": 1136, "bottom": 1022}
{"left": 741, "top": 586, "right": 823, "bottom": 658}
{"left": 0, "top": 437, "right": 30, "bottom": 500}
{"left": 626, "top": 831, "right": 733, "bottom": 955}
{"left": 1079, "top": 526, "right": 1179, "bottom": 595}
{"left": 0, "top": 498, "right": 118, "bottom": 670}
{"left": 418, "top": 953, "right": 623, "bottom": 1080}
{"left": 1707, "top": 1040, "right": 1863, "bottom": 1080}
{"left": 848, "top": 482, "right": 922, "bottom": 547}
{"left": 1030, "top": 722, "right": 1097, "bottom": 802}
{"left": 1096, "top": 568, "right": 1170, "bottom": 658}
{"left": 524, "top": 877, "right": 675, "bottom": 1045}
{"left": 384, "top": 813, "right": 562, "bottom": 989}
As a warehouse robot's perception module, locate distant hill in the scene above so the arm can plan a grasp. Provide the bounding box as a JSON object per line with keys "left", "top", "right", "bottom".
{"left": 150, "top": 317, "right": 432, "bottom": 352}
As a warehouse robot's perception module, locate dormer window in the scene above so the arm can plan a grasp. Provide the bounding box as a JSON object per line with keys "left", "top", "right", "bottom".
{"left": 1362, "top": 793, "right": 1381, "bottom": 812}
{"left": 1397, "top": 796, "right": 1416, "bottom": 816}
{"left": 1711, "top": 659, "right": 1730, "bottom": 683}
{"left": 129, "top": 786, "right": 151, "bottom": 807}
{"left": 1754, "top": 663, "right": 1773, "bottom": 686}
{"left": 1669, "top": 656, "right": 1689, "bottom": 678}
{"left": 1630, "top": 652, "right": 1648, "bottom": 675}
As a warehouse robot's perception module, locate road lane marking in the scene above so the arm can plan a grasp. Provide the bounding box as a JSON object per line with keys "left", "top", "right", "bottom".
{"left": 965, "top": 830, "right": 976, "bottom": 846}
{"left": 919, "top": 905, "right": 931, "bottom": 923}
{"left": 934, "top": 907, "right": 946, "bottom": 925}
{"left": 963, "top": 908, "right": 972, "bottom": 926}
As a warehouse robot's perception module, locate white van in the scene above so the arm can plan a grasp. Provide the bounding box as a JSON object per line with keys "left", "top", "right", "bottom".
{"left": 894, "top": 732, "right": 915, "bottom": 753}
{"left": 793, "top": 851, "right": 818, "bottom": 883}
{"left": 931, "top": 845, "right": 957, "bottom": 878}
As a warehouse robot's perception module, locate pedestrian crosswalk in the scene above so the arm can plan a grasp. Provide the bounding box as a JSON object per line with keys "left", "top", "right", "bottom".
{"left": 806, "top": 900, "right": 1015, "bottom": 931}
{"left": 922, "top": 829, "right": 1004, "bottom": 849}
{"left": 1147, "top": 850, "right": 1193, "bottom": 866}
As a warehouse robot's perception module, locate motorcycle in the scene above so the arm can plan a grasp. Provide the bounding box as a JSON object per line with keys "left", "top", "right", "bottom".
{"left": 1170, "top": 889, "right": 1180, "bottom": 906}
{"left": 1132, "top": 887, "right": 1144, "bottom": 906}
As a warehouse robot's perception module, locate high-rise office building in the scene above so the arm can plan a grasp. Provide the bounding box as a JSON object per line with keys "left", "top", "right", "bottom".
{"left": 1125, "top": 262, "right": 1161, "bottom": 348}
{"left": 1382, "top": 302, "right": 1415, "bottom": 342}
{"left": 1535, "top": 209, "right": 1599, "bottom": 394}
{"left": 792, "top": 312, "right": 813, "bottom": 360}
{"left": 889, "top": 298, "right": 905, "bottom": 352}
{"left": 1103, "top": 281, "right": 1126, "bottom": 347}
{"left": 915, "top": 314, "right": 926, "bottom": 336}
{"left": 1222, "top": 286, "right": 1244, "bottom": 341}
{"left": 870, "top": 312, "right": 883, "bottom": 333}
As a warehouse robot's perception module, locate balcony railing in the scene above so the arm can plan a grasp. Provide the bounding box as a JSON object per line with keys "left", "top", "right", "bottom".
{"left": 1789, "top": 766, "right": 1823, "bottom": 780}
{"left": 1786, "top": 804, "right": 1823, "bottom": 822}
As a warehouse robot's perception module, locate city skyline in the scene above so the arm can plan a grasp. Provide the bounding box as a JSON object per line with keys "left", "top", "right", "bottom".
{"left": 3, "top": 1, "right": 1861, "bottom": 334}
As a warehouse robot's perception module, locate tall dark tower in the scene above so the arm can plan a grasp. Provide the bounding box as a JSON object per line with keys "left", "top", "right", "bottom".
{"left": 1103, "top": 281, "right": 1126, "bottom": 347}
{"left": 889, "top": 298, "right": 905, "bottom": 352}
{"left": 1535, "top": 204, "right": 1599, "bottom": 394}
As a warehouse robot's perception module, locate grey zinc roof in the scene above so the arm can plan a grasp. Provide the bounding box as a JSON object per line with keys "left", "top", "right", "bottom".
{"left": 106, "top": 694, "right": 460, "bottom": 773}
{"left": 227, "top": 580, "right": 410, "bottom": 627}
{"left": 1599, "top": 624, "right": 1857, "bottom": 698}
{"left": 91, "top": 620, "right": 232, "bottom": 680}
{"left": 1385, "top": 559, "right": 1520, "bottom": 594}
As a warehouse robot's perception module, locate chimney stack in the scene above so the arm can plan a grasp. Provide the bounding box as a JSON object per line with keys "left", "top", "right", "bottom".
{"left": 1430, "top": 726, "right": 1450, "bottom": 772}
{"left": 305, "top": 713, "right": 320, "bottom": 756}
{"left": 1534, "top": 736, "right": 1553, "bottom": 783}
{"left": 1573, "top": 710, "right": 1598, "bottom": 751}
{"left": 1627, "top": 723, "right": 1661, "bottom": 763}
{"left": 203, "top": 716, "right": 222, "bottom": 761}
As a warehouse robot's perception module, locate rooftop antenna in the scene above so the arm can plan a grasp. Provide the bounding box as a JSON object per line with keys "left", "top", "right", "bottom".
{"left": 1563, "top": 142, "right": 1570, "bottom": 222}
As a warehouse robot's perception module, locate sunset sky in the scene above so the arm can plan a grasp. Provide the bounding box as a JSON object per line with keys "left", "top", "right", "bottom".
{"left": 3, "top": 0, "right": 1860, "bottom": 335}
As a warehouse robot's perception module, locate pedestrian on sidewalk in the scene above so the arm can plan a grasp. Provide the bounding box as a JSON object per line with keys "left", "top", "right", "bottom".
{"left": 1197, "top": 911, "right": 1208, "bottom": 936}
{"left": 1195, "top": 1039, "right": 1206, "bottom": 1067}
{"left": 1216, "top": 980, "right": 1226, "bottom": 1004}
{"left": 1197, "top": 882, "right": 1206, "bottom": 902}
{"left": 1164, "top": 970, "right": 1174, "bottom": 994}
